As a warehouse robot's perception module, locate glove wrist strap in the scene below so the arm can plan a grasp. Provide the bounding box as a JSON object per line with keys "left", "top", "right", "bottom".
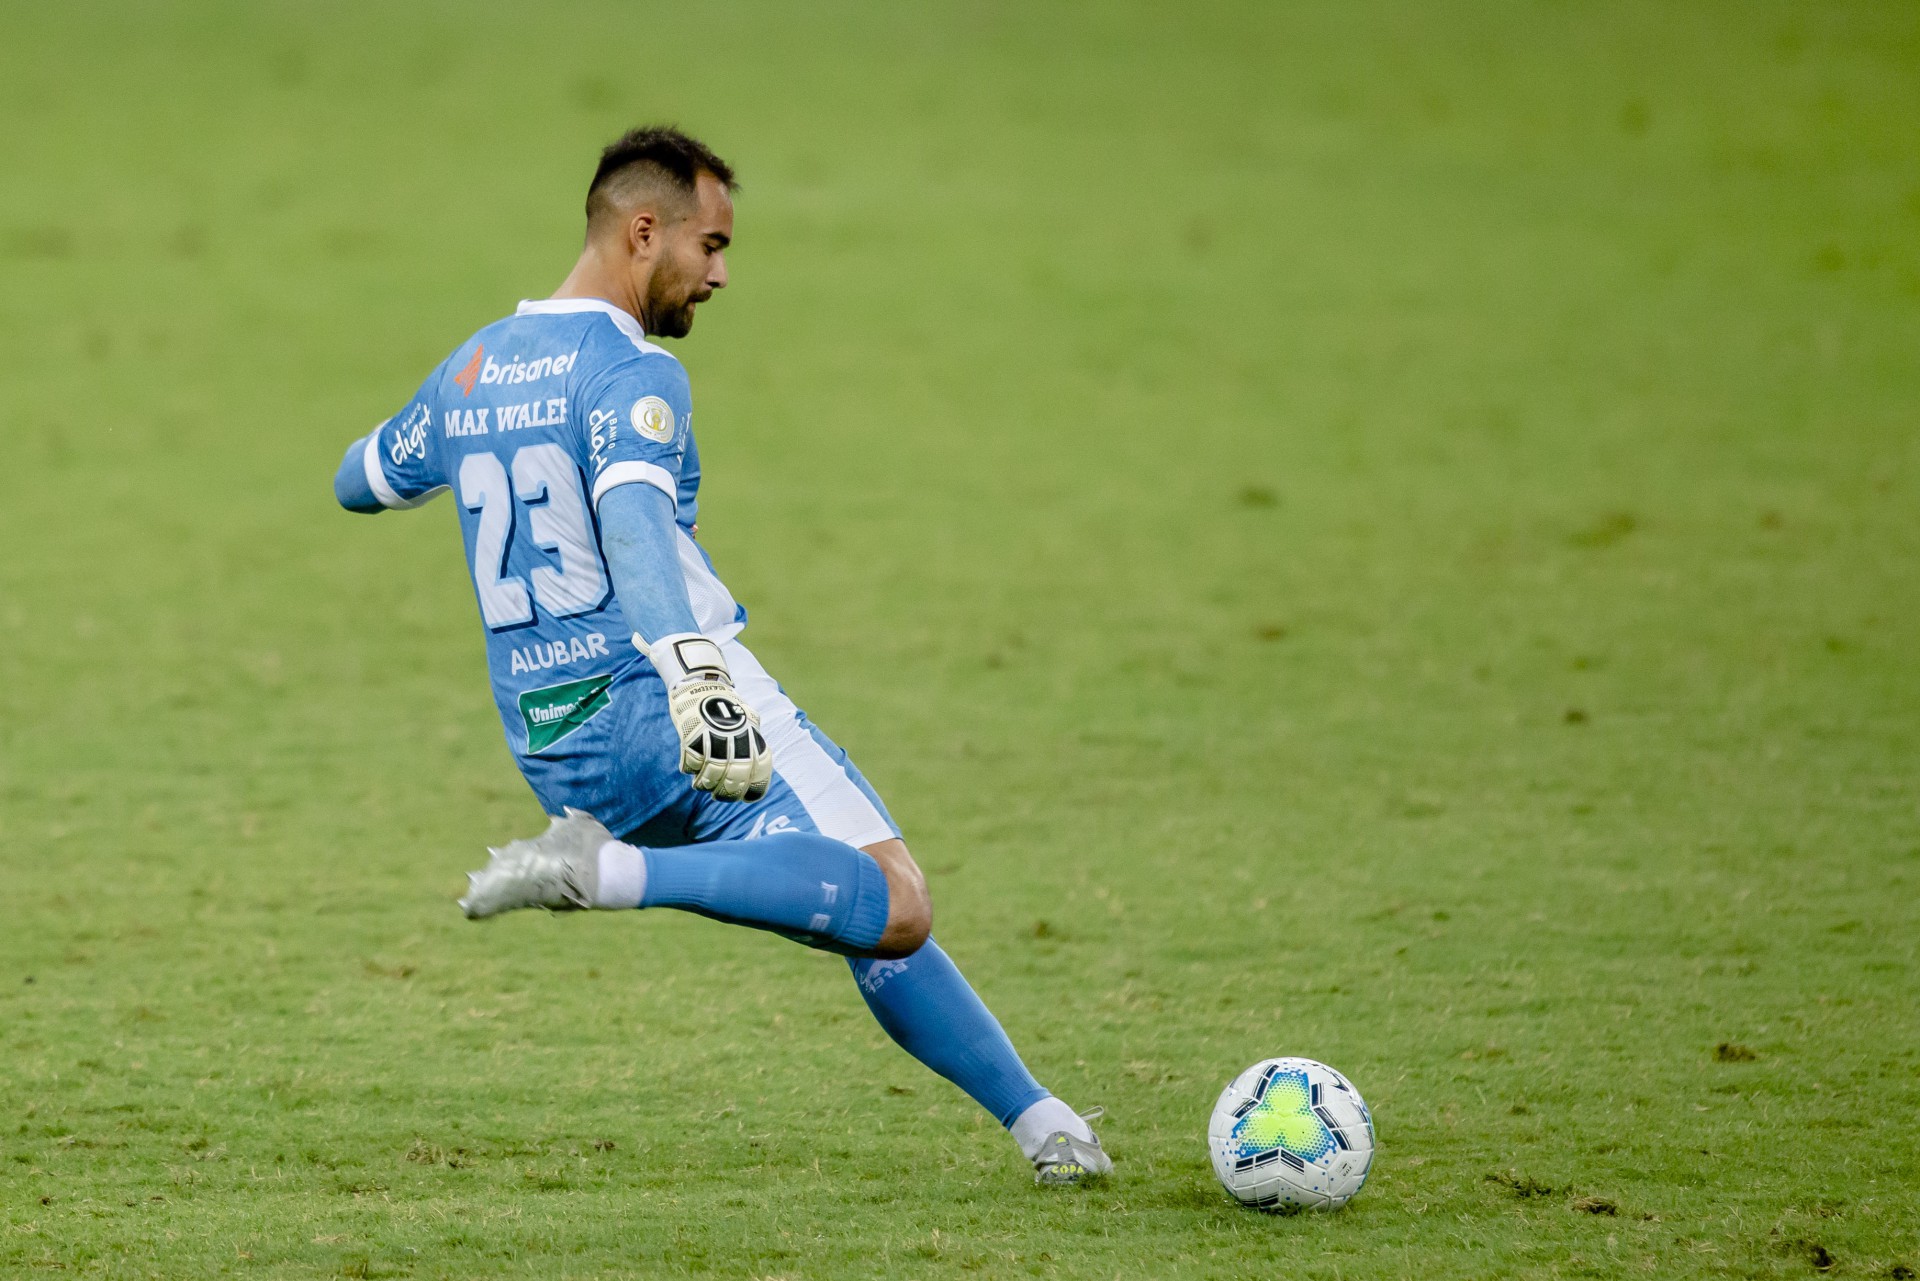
{"left": 637, "top": 632, "right": 730, "bottom": 686}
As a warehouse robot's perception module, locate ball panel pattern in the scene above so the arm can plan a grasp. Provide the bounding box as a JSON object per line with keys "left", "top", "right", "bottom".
{"left": 1208, "top": 1057, "right": 1375, "bottom": 1211}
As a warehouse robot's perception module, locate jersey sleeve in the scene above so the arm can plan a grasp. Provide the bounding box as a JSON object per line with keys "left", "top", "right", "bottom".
{"left": 575, "top": 350, "right": 692, "bottom": 512}
{"left": 359, "top": 386, "right": 448, "bottom": 510}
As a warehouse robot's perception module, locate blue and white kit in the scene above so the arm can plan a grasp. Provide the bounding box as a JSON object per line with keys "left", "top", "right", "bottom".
{"left": 339, "top": 298, "right": 899, "bottom": 849}
{"left": 331, "top": 293, "right": 1110, "bottom": 1162}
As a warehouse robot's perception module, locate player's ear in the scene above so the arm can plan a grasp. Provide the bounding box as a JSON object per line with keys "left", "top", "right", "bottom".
{"left": 627, "top": 209, "right": 658, "bottom": 258}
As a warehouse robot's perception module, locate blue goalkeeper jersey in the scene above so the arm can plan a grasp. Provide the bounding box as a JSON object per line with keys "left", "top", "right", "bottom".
{"left": 352, "top": 297, "right": 746, "bottom": 834}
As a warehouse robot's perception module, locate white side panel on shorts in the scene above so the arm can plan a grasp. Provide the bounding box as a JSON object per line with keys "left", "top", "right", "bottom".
{"left": 722, "top": 640, "right": 895, "bottom": 849}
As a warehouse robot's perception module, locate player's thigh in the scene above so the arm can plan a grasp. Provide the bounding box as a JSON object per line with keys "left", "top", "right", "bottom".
{"left": 612, "top": 729, "right": 894, "bottom": 851}
{"left": 687, "top": 640, "right": 901, "bottom": 850}
{"left": 656, "top": 649, "right": 931, "bottom": 950}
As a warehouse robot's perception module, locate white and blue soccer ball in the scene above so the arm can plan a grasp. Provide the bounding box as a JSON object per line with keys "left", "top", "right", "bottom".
{"left": 1207, "top": 1057, "right": 1376, "bottom": 1211}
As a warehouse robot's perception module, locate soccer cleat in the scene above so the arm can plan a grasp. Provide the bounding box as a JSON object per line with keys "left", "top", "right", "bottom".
{"left": 459, "top": 808, "right": 610, "bottom": 919}
{"left": 1032, "top": 1107, "right": 1112, "bottom": 1186}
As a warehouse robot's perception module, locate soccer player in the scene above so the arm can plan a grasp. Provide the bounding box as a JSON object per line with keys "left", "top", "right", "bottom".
{"left": 331, "top": 126, "right": 1108, "bottom": 1184}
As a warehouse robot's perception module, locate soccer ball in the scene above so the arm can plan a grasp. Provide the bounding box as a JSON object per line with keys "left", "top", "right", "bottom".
{"left": 1207, "top": 1057, "right": 1375, "bottom": 1211}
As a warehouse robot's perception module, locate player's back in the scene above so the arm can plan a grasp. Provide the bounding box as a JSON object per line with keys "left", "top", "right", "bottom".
{"left": 356, "top": 299, "right": 739, "bottom": 834}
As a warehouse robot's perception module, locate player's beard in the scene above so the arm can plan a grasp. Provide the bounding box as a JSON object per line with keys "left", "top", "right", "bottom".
{"left": 643, "top": 264, "right": 705, "bottom": 339}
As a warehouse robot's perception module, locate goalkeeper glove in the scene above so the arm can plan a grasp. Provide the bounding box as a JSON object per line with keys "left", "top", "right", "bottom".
{"left": 640, "top": 633, "right": 772, "bottom": 802}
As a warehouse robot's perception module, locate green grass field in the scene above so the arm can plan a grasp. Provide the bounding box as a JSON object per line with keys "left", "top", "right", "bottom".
{"left": 4, "top": 2, "right": 1918, "bottom": 1276}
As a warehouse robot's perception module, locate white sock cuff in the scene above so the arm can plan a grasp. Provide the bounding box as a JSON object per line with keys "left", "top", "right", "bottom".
{"left": 1009, "top": 1096, "right": 1091, "bottom": 1161}
{"left": 594, "top": 839, "right": 647, "bottom": 909}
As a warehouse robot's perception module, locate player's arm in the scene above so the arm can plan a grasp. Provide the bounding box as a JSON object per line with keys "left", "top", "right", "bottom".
{"left": 598, "top": 482, "right": 699, "bottom": 639}
{"left": 333, "top": 433, "right": 385, "bottom": 514}
{"left": 333, "top": 398, "right": 445, "bottom": 515}
{"left": 588, "top": 365, "right": 770, "bottom": 802}
{"left": 598, "top": 483, "right": 770, "bottom": 802}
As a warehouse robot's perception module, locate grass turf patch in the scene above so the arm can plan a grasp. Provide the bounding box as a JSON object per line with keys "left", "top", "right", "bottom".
{"left": 2, "top": 1, "right": 1917, "bottom": 1276}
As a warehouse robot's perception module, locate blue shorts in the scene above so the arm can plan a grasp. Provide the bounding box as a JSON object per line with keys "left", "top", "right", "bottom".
{"left": 618, "top": 638, "right": 902, "bottom": 851}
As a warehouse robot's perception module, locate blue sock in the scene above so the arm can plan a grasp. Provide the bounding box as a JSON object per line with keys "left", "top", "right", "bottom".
{"left": 850, "top": 938, "right": 1051, "bottom": 1127}
{"left": 640, "top": 832, "right": 891, "bottom": 955}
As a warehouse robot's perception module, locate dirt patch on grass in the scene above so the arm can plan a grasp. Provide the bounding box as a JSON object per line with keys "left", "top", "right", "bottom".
{"left": 1486, "top": 1172, "right": 1557, "bottom": 1198}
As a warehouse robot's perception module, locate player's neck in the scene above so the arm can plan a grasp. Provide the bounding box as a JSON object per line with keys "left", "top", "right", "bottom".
{"left": 551, "top": 249, "right": 646, "bottom": 331}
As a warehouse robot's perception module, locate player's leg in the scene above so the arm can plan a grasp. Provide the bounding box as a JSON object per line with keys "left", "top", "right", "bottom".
{"left": 592, "top": 641, "right": 927, "bottom": 954}
{"left": 462, "top": 638, "right": 1109, "bottom": 1178}
{"left": 466, "top": 806, "right": 1108, "bottom": 1179}
{"left": 464, "top": 804, "right": 1105, "bottom": 1180}
{"left": 844, "top": 850, "right": 1109, "bottom": 1182}
{"left": 463, "top": 717, "right": 926, "bottom": 955}
{"left": 703, "top": 645, "right": 1108, "bottom": 1179}
{"left": 462, "top": 796, "right": 909, "bottom": 957}
{"left": 606, "top": 792, "right": 927, "bottom": 957}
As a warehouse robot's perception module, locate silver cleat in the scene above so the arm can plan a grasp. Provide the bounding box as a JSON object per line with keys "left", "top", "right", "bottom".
{"left": 459, "top": 808, "right": 609, "bottom": 919}
{"left": 1033, "top": 1107, "right": 1111, "bottom": 1185}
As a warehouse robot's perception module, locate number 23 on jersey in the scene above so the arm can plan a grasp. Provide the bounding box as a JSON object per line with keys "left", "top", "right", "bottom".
{"left": 459, "top": 443, "right": 609, "bottom": 630}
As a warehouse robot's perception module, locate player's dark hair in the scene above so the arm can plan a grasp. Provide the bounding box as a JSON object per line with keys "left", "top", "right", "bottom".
{"left": 586, "top": 125, "right": 736, "bottom": 226}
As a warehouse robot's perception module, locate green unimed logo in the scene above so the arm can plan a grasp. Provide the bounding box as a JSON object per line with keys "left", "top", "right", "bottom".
{"left": 518, "top": 674, "right": 614, "bottom": 754}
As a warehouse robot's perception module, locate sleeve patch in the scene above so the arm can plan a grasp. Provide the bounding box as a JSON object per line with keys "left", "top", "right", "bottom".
{"left": 631, "top": 396, "right": 676, "bottom": 443}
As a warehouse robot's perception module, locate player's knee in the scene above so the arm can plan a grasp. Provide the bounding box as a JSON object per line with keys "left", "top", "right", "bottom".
{"left": 865, "top": 839, "right": 932, "bottom": 959}
{"left": 873, "top": 909, "right": 930, "bottom": 959}
{"left": 875, "top": 894, "right": 931, "bottom": 958}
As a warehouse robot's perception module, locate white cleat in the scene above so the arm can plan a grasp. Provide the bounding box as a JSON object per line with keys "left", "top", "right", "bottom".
{"left": 459, "top": 808, "right": 610, "bottom": 919}
{"left": 1033, "top": 1108, "right": 1112, "bottom": 1185}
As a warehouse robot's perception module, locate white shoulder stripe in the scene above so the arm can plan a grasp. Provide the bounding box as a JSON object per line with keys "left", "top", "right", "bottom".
{"left": 514, "top": 298, "right": 672, "bottom": 359}
{"left": 591, "top": 460, "right": 679, "bottom": 509}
